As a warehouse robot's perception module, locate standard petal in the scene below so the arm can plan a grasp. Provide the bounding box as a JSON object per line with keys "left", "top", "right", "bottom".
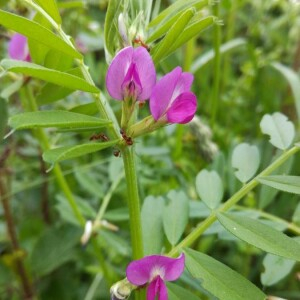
{"left": 8, "top": 34, "right": 29, "bottom": 61}
{"left": 132, "top": 47, "right": 156, "bottom": 101}
{"left": 150, "top": 67, "right": 182, "bottom": 121}
{"left": 126, "top": 255, "right": 159, "bottom": 286}
{"left": 155, "top": 253, "right": 185, "bottom": 281}
{"left": 147, "top": 276, "right": 168, "bottom": 300}
{"left": 167, "top": 92, "right": 197, "bottom": 124}
{"left": 106, "top": 46, "right": 134, "bottom": 100}
{"left": 171, "top": 72, "right": 194, "bottom": 102}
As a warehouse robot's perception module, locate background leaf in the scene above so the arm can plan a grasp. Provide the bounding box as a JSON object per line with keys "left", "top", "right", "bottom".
{"left": 217, "top": 212, "right": 300, "bottom": 261}
{"left": 0, "top": 98, "right": 8, "bottom": 141}
{"left": 163, "top": 190, "right": 189, "bottom": 245}
{"left": 141, "top": 196, "right": 164, "bottom": 255}
{"left": 184, "top": 248, "right": 266, "bottom": 300}
{"left": 271, "top": 62, "right": 300, "bottom": 121}
{"left": 31, "top": 224, "right": 81, "bottom": 276}
{"left": 195, "top": 169, "right": 223, "bottom": 209}
{"left": 167, "top": 282, "right": 201, "bottom": 300}
{"left": 260, "top": 112, "right": 295, "bottom": 150}
{"left": 261, "top": 253, "right": 296, "bottom": 287}
{"left": 231, "top": 143, "right": 260, "bottom": 183}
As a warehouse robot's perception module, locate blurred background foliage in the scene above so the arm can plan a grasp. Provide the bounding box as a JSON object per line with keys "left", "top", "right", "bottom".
{"left": 0, "top": 0, "right": 300, "bottom": 299}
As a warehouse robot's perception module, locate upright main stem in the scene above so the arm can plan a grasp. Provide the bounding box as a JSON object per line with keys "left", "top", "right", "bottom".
{"left": 122, "top": 146, "right": 144, "bottom": 260}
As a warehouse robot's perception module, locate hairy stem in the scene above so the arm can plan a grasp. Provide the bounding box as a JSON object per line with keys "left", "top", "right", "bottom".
{"left": 168, "top": 145, "right": 300, "bottom": 256}
{"left": 121, "top": 146, "right": 143, "bottom": 300}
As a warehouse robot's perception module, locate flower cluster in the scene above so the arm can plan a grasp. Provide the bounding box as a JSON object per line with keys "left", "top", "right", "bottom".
{"left": 106, "top": 46, "right": 197, "bottom": 136}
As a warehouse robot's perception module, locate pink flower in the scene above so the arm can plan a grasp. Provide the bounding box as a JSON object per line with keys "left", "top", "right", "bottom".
{"left": 150, "top": 67, "right": 197, "bottom": 124}
{"left": 8, "top": 33, "right": 31, "bottom": 62}
{"left": 126, "top": 254, "right": 185, "bottom": 300}
{"left": 106, "top": 46, "right": 156, "bottom": 101}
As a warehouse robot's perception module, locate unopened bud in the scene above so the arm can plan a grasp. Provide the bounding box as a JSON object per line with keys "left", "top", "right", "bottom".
{"left": 118, "top": 13, "right": 130, "bottom": 46}
{"left": 80, "top": 220, "right": 93, "bottom": 246}
{"left": 110, "top": 278, "right": 135, "bottom": 300}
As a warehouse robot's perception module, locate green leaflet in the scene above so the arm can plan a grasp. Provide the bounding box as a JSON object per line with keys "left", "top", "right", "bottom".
{"left": 152, "top": 8, "right": 195, "bottom": 63}
{"left": 43, "top": 140, "right": 118, "bottom": 164}
{"left": 0, "top": 10, "right": 81, "bottom": 59}
{"left": 258, "top": 175, "right": 300, "bottom": 194}
{"left": 184, "top": 248, "right": 266, "bottom": 300}
{"left": 9, "top": 111, "right": 111, "bottom": 131}
{"left": 149, "top": 0, "right": 208, "bottom": 28}
{"left": 1, "top": 60, "right": 98, "bottom": 93}
{"left": 34, "top": 0, "right": 62, "bottom": 25}
{"left": 217, "top": 212, "right": 300, "bottom": 261}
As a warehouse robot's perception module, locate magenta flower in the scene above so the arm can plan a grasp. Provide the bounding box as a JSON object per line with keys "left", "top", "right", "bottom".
{"left": 8, "top": 33, "right": 31, "bottom": 62}
{"left": 150, "top": 67, "right": 197, "bottom": 124}
{"left": 126, "top": 254, "right": 185, "bottom": 300}
{"left": 106, "top": 46, "right": 156, "bottom": 101}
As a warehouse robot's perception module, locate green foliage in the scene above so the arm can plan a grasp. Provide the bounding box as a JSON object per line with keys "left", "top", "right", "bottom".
{"left": 258, "top": 175, "right": 300, "bottom": 194}
{"left": 1, "top": 60, "right": 98, "bottom": 93}
{"left": 217, "top": 213, "right": 300, "bottom": 261}
{"left": 9, "top": 111, "right": 111, "bottom": 131}
{"left": 260, "top": 112, "right": 295, "bottom": 150}
{"left": 195, "top": 169, "right": 223, "bottom": 209}
{"left": 184, "top": 248, "right": 266, "bottom": 300}
{"left": 43, "top": 140, "right": 118, "bottom": 164}
{"left": 163, "top": 190, "right": 189, "bottom": 246}
{"left": 0, "top": 98, "right": 8, "bottom": 140}
{"left": 231, "top": 143, "right": 260, "bottom": 183}
{"left": 0, "top": 10, "right": 81, "bottom": 59}
{"left": 141, "top": 196, "right": 164, "bottom": 255}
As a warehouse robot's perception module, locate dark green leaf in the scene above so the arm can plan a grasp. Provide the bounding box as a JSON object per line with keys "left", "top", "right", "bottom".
{"left": 152, "top": 8, "right": 195, "bottom": 63}
{"left": 0, "top": 10, "right": 81, "bottom": 59}
{"left": 217, "top": 213, "right": 300, "bottom": 261}
{"left": 9, "top": 111, "right": 110, "bottom": 131}
{"left": 149, "top": 0, "right": 208, "bottom": 28}
{"left": 37, "top": 68, "right": 83, "bottom": 104}
{"left": 184, "top": 248, "right": 266, "bottom": 300}
{"left": 1, "top": 60, "right": 98, "bottom": 93}
{"left": 43, "top": 140, "right": 118, "bottom": 164}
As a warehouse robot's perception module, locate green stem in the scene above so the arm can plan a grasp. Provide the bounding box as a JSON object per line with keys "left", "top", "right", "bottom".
{"left": 122, "top": 146, "right": 143, "bottom": 300}
{"left": 168, "top": 145, "right": 300, "bottom": 257}
{"left": 121, "top": 146, "right": 143, "bottom": 260}
{"left": 95, "top": 172, "right": 124, "bottom": 223}
{"left": 211, "top": 2, "right": 221, "bottom": 126}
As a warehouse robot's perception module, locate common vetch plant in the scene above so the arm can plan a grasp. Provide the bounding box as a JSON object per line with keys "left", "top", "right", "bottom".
{"left": 0, "top": 1, "right": 300, "bottom": 300}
